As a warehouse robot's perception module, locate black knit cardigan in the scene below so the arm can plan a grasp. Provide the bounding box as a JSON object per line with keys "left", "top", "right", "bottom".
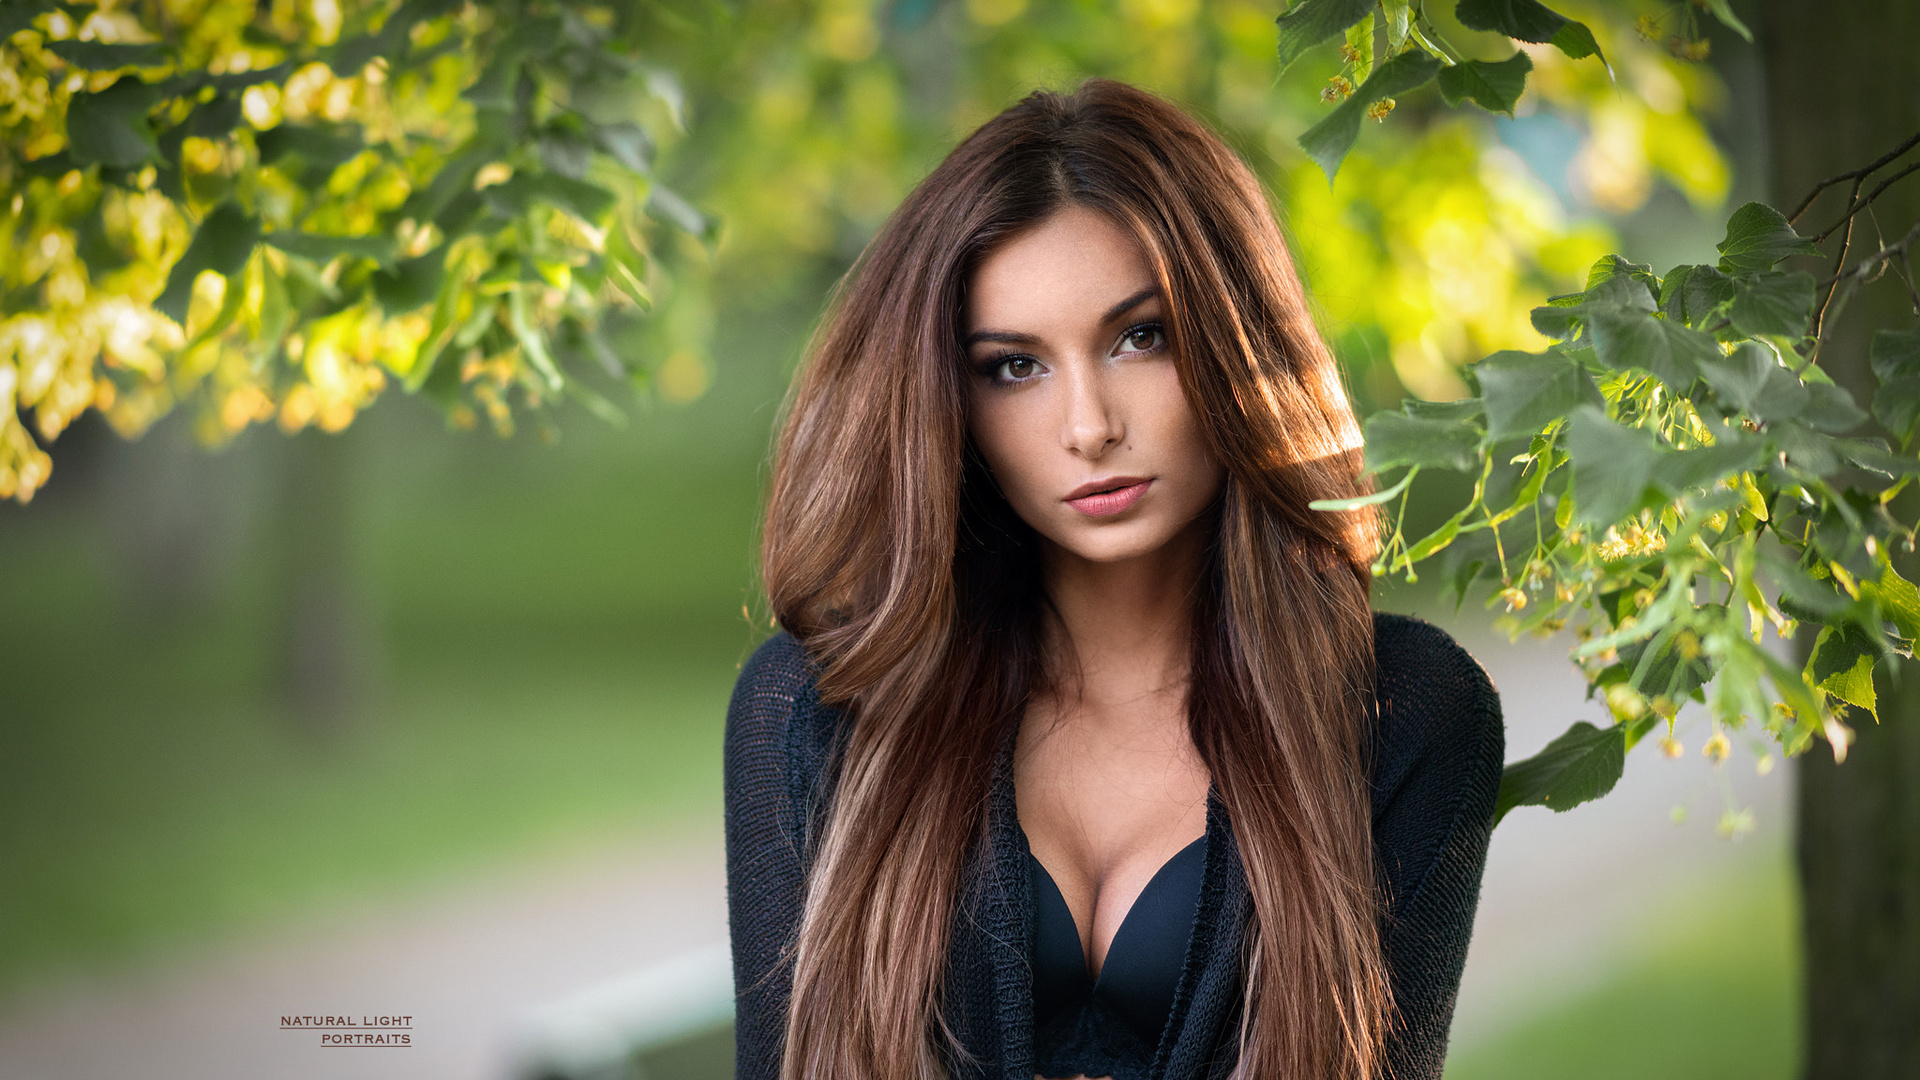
{"left": 723, "top": 611, "right": 1504, "bottom": 1080}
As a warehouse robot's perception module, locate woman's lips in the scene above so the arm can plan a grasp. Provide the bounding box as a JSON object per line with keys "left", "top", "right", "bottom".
{"left": 1065, "top": 478, "right": 1152, "bottom": 517}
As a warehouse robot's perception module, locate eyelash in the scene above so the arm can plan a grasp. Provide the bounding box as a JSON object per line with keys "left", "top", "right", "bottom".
{"left": 975, "top": 321, "right": 1168, "bottom": 386}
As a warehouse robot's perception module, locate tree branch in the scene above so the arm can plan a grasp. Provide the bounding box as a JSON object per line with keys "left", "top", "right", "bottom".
{"left": 1816, "top": 218, "right": 1920, "bottom": 315}
{"left": 1788, "top": 129, "right": 1920, "bottom": 224}
{"left": 1814, "top": 158, "right": 1920, "bottom": 244}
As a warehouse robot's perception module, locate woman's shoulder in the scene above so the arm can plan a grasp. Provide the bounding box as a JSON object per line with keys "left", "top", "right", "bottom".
{"left": 725, "top": 630, "right": 851, "bottom": 779}
{"left": 1367, "top": 610, "right": 1505, "bottom": 802}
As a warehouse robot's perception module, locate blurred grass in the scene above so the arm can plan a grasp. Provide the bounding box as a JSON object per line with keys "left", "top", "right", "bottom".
{"left": 1445, "top": 854, "right": 1799, "bottom": 1079}
{"left": 0, "top": 374, "right": 781, "bottom": 995}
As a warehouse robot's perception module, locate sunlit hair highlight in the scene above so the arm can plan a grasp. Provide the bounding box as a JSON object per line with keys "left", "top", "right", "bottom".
{"left": 761, "top": 77, "right": 1388, "bottom": 1080}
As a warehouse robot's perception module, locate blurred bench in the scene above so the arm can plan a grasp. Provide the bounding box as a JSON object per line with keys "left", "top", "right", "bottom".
{"left": 512, "top": 943, "right": 735, "bottom": 1080}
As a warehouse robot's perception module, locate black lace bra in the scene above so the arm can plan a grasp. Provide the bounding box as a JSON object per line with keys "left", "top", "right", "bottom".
{"left": 1028, "top": 832, "right": 1208, "bottom": 1069}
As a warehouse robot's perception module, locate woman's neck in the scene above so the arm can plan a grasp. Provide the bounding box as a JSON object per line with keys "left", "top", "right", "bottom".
{"left": 1038, "top": 515, "right": 1209, "bottom": 725}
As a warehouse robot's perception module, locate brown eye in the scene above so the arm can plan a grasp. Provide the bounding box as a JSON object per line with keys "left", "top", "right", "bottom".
{"left": 1120, "top": 324, "right": 1164, "bottom": 353}
{"left": 1001, "top": 357, "right": 1037, "bottom": 379}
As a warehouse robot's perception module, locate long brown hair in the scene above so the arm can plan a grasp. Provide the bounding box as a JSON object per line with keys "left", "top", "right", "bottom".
{"left": 761, "top": 77, "right": 1388, "bottom": 1079}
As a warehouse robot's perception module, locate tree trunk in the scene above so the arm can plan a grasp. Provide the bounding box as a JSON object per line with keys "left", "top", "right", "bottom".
{"left": 271, "top": 423, "right": 372, "bottom": 745}
{"left": 1758, "top": 1, "right": 1920, "bottom": 1076}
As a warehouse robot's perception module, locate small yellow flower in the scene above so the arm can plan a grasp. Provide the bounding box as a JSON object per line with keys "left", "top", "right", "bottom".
{"left": 1321, "top": 75, "right": 1354, "bottom": 104}
{"left": 1365, "top": 97, "right": 1396, "bottom": 122}
{"left": 1661, "top": 736, "right": 1685, "bottom": 759}
{"left": 1703, "top": 729, "right": 1731, "bottom": 764}
{"left": 1499, "top": 587, "right": 1528, "bottom": 611}
{"left": 1605, "top": 683, "right": 1647, "bottom": 720}
{"left": 1339, "top": 43, "right": 1364, "bottom": 65}
{"left": 1676, "top": 630, "right": 1701, "bottom": 661}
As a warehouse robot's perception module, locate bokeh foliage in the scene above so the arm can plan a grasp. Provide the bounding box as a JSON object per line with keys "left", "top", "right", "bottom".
{"left": 4, "top": 0, "right": 1731, "bottom": 504}
{"left": 1, "top": 0, "right": 709, "bottom": 502}
{"left": 1288, "top": 2, "right": 1920, "bottom": 827}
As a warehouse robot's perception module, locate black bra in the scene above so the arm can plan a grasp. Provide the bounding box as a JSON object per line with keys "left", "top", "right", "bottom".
{"left": 1028, "top": 833, "right": 1208, "bottom": 1052}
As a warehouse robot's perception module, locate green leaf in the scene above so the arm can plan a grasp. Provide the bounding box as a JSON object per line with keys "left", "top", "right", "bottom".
{"left": 507, "top": 286, "right": 564, "bottom": 391}
{"left": 1729, "top": 271, "right": 1816, "bottom": 338}
{"left": 1383, "top": 0, "right": 1412, "bottom": 50}
{"left": 261, "top": 232, "right": 396, "bottom": 265}
{"left": 1343, "top": 18, "right": 1374, "bottom": 85}
{"left": 1587, "top": 304, "right": 1717, "bottom": 391}
{"left": 1566, "top": 405, "right": 1661, "bottom": 527}
{"left": 1363, "top": 408, "right": 1482, "bottom": 473}
{"left": 1530, "top": 297, "right": 1585, "bottom": 341}
{"left": 184, "top": 248, "right": 251, "bottom": 351}
{"left": 1810, "top": 623, "right": 1878, "bottom": 712}
{"left": 593, "top": 121, "right": 654, "bottom": 174}
{"left": 1865, "top": 565, "right": 1920, "bottom": 641}
{"left": 0, "top": 0, "right": 54, "bottom": 40}
{"left": 1400, "top": 503, "right": 1472, "bottom": 564}
{"left": 1473, "top": 349, "right": 1599, "bottom": 441}
{"left": 1309, "top": 467, "right": 1418, "bottom": 511}
{"left": 1800, "top": 383, "right": 1868, "bottom": 434}
{"left": 372, "top": 248, "right": 447, "bottom": 312}
{"left": 1299, "top": 50, "right": 1443, "bottom": 183}
{"left": 1275, "top": 0, "right": 1375, "bottom": 74}
{"left": 1837, "top": 437, "right": 1920, "bottom": 479}
{"left": 65, "top": 75, "right": 161, "bottom": 167}
{"left": 1587, "top": 255, "right": 1659, "bottom": 299}
{"left": 1869, "top": 327, "right": 1920, "bottom": 383}
{"left": 1658, "top": 264, "right": 1695, "bottom": 323}
{"left": 1619, "top": 618, "right": 1718, "bottom": 699}
{"left": 1872, "top": 378, "right": 1920, "bottom": 440}
{"left": 1454, "top": 0, "right": 1604, "bottom": 64}
{"left": 1716, "top": 202, "right": 1819, "bottom": 274}
{"left": 486, "top": 173, "right": 618, "bottom": 226}
{"left": 1436, "top": 52, "right": 1533, "bottom": 115}
{"left": 1494, "top": 720, "right": 1626, "bottom": 825}
{"left": 155, "top": 202, "right": 260, "bottom": 326}
{"left": 47, "top": 40, "right": 169, "bottom": 69}
{"left": 1697, "top": 342, "right": 1776, "bottom": 414}
{"left": 1704, "top": 0, "right": 1753, "bottom": 42}
{"left": 646, "top": 183, "right": 719, "bottom": 242}
{"left": 1771, "top": 421, "right": 1844, "bottom": 476}
{"left": 1650, "top": 437, "right": 1763, "bottom": 494}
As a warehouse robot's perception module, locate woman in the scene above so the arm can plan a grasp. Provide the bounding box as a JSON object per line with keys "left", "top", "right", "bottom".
{"left": 724, "top": 78, "right": 1503, "bottom": 1080}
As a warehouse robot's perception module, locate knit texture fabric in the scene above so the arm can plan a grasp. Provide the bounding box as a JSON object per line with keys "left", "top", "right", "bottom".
{"left": 723, "top": 611, "right": 1505, "bottom": 1080}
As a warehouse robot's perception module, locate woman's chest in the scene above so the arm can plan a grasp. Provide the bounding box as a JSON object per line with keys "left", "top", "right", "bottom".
{"left": 1012, "top": 707, "right": 1211, "bottom": 983}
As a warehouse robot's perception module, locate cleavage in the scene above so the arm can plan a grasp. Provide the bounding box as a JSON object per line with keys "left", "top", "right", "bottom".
{"left": 1029, "top": 831, "right": 1207, "bottom": 981}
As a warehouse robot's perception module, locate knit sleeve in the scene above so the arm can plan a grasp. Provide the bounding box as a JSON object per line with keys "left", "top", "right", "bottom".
{"left": 724, "top": 632, "right": 829, "bottom": 1080}
{"left": 1368, "top": 614, "right": 1505, "bottom": 1080}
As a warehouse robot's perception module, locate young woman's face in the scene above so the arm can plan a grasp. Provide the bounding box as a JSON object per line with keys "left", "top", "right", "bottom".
{"left": 962, "top": 205, "right": 1226, "bottom": 567}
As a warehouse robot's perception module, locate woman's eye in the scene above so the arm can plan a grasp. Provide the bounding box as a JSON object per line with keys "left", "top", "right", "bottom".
{"left": 995, "top": 356, "right": 1038, "bottom": 381}
{"left": 1119, "top": 324, "right": 1165, "bottom": 354}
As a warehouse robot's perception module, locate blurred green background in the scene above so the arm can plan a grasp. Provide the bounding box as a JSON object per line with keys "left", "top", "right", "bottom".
{"left": 0, "top": 1, "right": 1804, "bottom": 1077}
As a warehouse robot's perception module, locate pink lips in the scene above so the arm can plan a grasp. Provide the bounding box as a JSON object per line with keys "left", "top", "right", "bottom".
{"left": 1065, "top": 477, "right": 1152, "bottom": 517}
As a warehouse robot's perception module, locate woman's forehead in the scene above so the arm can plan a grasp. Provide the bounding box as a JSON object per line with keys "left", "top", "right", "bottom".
{"left": 964, "top": 207, "right": 1159, "bottom": 334}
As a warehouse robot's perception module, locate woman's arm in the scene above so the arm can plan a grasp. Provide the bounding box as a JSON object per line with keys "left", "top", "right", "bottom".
{"left": 1368, "top": 614, "right": 1506, "bottom": 1080}
{"left": 723, "top": 632, "right": 822, "bottom": 1080}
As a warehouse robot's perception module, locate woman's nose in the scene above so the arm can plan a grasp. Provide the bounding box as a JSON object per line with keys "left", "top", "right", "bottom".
{"left": 1061, "top": 364, "right": 1123, "bottom": 458}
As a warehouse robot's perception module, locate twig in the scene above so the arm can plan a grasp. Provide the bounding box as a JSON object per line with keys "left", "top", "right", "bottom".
{"left": 1818, "top": 218, "right": 1920, "bottom": 290}
{"left": 1810, "top": 173, "right": 1864, "bottom": 346}
{"left": 1788, "top": 129, "right": 1920, "bottom": 224}
{"left": 1814, "top": 218, "right": 1920, "bottom": 321}
{"left": 1814, "top": 159, "right": 1920, "bottom": 243}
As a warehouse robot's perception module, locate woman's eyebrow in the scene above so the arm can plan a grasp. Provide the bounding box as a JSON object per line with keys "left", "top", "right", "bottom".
{"left": 1101, "top": 286, "right": 1160, "bottom": 324}
{"left": 962, "top": 287, "right": 1161, "bottom": 349}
